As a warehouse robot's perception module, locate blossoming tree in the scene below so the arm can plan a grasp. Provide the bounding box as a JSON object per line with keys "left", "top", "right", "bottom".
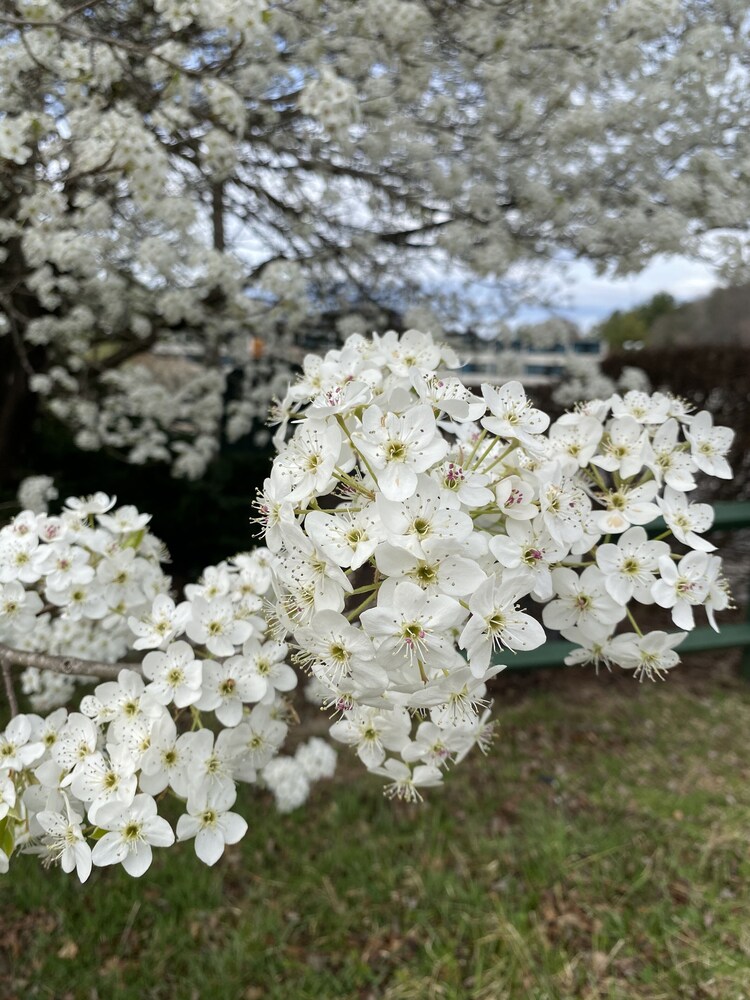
{"left": 0, "top": 329, "right": 735, "bottom": 880}
{"left": 2, "top": 0, "right": 750, "bottom": 481}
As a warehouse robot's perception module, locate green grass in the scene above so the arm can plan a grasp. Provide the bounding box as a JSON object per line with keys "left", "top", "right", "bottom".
{"left": 2, "top": 669, "right": 750, "bottom": 1000}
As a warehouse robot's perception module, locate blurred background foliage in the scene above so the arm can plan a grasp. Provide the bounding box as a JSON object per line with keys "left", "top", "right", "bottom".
{"left": 2, "top": 415, "right": 274, "bottom": 585}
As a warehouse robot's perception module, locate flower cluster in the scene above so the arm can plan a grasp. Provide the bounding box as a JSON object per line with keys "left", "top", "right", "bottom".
{"left": 16, "top": 475, "right": 58, "bottom": 515}
{"left": 257, "top": 329, "right": 733, "bottom": 801}
{"left": 0, "top": 492, "right": 171, "bottom": 710}
{"left": 0, "top": 329, "right": 735, "bottom": 878}
{"left": 0, "top": 497, "right": 334, "bottom": 880}
{"left": 299, "top": 66, "right": 359, "bottom": 135}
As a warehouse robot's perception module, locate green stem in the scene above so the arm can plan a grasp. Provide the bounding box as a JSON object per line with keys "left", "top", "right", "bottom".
{"left": 470, "top": 504, "right": 499, "bottom": 520}
{"left": 464, "top": 428, "right": 487, "bottom": 468}
{"left": 333, "top": 470, "right": 375, "bottom": 500}
{"left": 346, "top": 590, "right": 378, "bottom": 622}
{"left": 626, "top": 607, "right": 643, "bottom": 637}
{"left": 588, "top": 465, "right": 609, "bottom": 493}
{"left": 471, "top": 436, "right": 500, "bottom": 470}
{"left": 336, "top": 414, "right": 380, "bottom": 488}
{"left": 483, "top": 442, "right": 518, "bottom": 475}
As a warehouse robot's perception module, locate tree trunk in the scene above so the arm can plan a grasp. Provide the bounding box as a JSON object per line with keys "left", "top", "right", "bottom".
{"left": 0, "top": 334, "right": 38, "bottom": 493}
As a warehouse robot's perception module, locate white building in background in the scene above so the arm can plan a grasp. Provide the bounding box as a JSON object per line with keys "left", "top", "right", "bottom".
{"left": 442, "top": 319, "right": 605, "bottom": 388}
{"left": 444, "top": 339, "right": 605, "bottom": 387}
{"left": 273, "top": 315, "right": 606, "bottom": 388}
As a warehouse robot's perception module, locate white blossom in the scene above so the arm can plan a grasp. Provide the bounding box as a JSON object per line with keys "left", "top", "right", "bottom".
{"left": 91, "top": 794, "right": 175, "bottom": 877}
{"left": 176, "top": 785, "right": 247, "bottom": 865}
{"left": 0, "top": 329, "right": 736, "bottom": 880}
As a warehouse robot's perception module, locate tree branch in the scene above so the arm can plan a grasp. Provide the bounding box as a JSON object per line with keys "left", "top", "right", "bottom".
{"left": 0, "top": 14, "right": 206, "bottom": 80}
{"left": 0, "top": 643, "right": 139, "bottom": 682}
{"left": 90, "top": 331, "right": 159, "bottom": 373}
{"left": 2, "top": 661, "right": 18, "bottom": 717}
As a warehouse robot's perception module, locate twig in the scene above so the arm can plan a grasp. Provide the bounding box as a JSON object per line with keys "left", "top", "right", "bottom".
{"left": 2, "top": 661, "right": 19, "bottom": 717}
{"left": 0, "top": 643, "right": 139, "bottom": 682}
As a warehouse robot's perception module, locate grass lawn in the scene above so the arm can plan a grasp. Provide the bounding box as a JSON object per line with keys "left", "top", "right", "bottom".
{"left": 1, "top": 659, "right": 749, "bottom": 1000}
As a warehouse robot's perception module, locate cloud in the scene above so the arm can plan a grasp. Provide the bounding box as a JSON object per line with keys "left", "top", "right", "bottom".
{"left": 529, "top": 255, "right": 719, "bottom": 330}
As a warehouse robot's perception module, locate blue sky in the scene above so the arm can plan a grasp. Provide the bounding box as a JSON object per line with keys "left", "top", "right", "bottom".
{"left": 516, "top": 254, "right": 719, "bottom": 331}
{"left": 229, "top": 196, "right": 721, "bottom": 335}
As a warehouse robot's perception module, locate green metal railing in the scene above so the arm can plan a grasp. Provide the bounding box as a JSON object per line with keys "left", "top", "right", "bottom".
{"left": 499, "top": 500, "right": 750, "bottom": 678}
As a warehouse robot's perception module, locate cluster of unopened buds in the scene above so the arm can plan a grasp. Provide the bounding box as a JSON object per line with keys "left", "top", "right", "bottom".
{"left": 0, "top": 329, "right": 734, "bottom": 881}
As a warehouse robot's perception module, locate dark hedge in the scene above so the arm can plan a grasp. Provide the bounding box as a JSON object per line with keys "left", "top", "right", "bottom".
{"left": 4, "top": 415, "right": 274, "bottom": 587}
{"left": 602, "top": 345, "right": 750, "bottom": 499}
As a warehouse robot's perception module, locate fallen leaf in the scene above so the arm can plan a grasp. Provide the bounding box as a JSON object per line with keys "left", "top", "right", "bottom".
{"left": 56, "top": 940, "right": 78, "bottom": 960}
{"left": 590, "top": 950, "right": 609, "bottom": 977}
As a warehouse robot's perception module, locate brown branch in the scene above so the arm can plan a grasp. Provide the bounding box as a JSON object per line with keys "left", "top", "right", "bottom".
{"left": 0, "top": 643, "right": 139, "bottom": 682}
{"left": 59, "top": 0, "right": 108, "bottom": 22}
{"left": 90, "top": 331, "right": 159, "bottom": 373}
{"left": 2, "top": 661, "right": 18, "bottom": 717}
{"left": 0, "top": 14, "right": 204, "bottom": 79}
{"left": 212, "top": 182, "right": 225, "bottom": 253}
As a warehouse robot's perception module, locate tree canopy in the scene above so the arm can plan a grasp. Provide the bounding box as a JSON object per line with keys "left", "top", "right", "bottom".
{"left": 2, "top": 0, "right": 749, "bottom": 479}
{"left": 596, "top": 292, "right": 678, "bottom": 350}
